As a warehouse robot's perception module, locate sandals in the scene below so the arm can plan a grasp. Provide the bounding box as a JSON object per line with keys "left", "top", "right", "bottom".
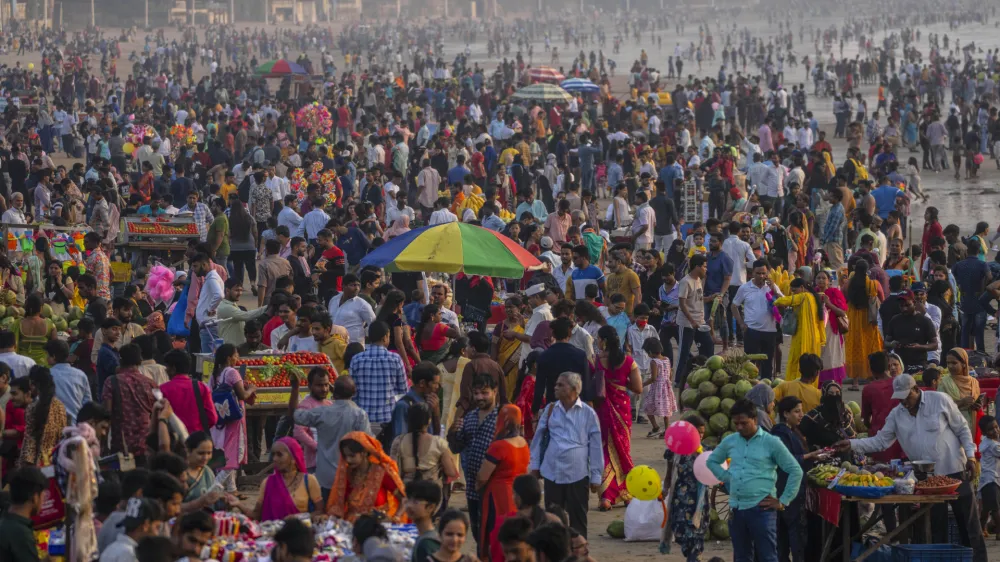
{"left": 599, "top": 500, "right": 613, "bottom": 512}
{"left": 647, "top": 429, "right": 665, "bottom": 439}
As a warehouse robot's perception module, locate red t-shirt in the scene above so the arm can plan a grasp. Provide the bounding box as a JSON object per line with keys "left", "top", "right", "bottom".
{"left": 861, "top": 377, "right": 903, "bottom": 462}
{"left": 320, "top": 246, "right": 346, "bottom": 292}
{"left": 262, "top": 315, "right": 284, "bottom": 350}
{"left": 337, "top": 107, "right": 351, "bottom": 127}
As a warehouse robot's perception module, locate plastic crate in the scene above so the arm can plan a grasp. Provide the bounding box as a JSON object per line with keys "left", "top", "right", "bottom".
{"left": 891, "top": 544, "right": 972, "bottom": 562}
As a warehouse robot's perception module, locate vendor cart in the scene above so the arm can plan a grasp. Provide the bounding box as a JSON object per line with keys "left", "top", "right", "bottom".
{"left": 195, "top": 351, "right": 338, "bottom": 478}
{"left": 118, "top": 215, "right": 201, "bottom": 267}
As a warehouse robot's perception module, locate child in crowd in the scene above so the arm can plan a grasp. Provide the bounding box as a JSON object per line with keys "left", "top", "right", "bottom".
{"left": 641, "top": 338, "right": 677, "bottom": 439}
{"left": 687, "top": 231, "right": 707, "bottom": 258}
{"left": 406, "top": 480, "right": 443, "bottom": 562}
{"left": 979, "top": 415, "right": 1000, "bottom": 538}
{"left": 625, "top": 303, "right": 658, "bottom": 423}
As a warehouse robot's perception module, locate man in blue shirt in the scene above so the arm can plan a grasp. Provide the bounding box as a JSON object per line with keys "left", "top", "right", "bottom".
{"left": 136, "top": 193, "right": 168, "bottom": 216}
{"left": 447, "top": 154, "right": 472, "bottom": 186}
{"left": 870, "top": 176, "right": 905, "bottom": 219}
{"left": 389, "top": 361, "right": 440, "bottom": 439}
{"left": 333, "top": 219, "right": 372, "bottom": 266}
{"left": 705, "top": 235, "right": 734, "bottom": 343}
{"left": 566, "top": 245, "right": 606, "bottom": 299}
{"left": 707, "top": 399, "right": 803, "bottom": 562}
{"left": 657, "top": 153, "right": 684, "bottom": 201}
{"left": 46, "top": 339, "right": 93, "bottom": 424}
{"left": 606, "top": 154, "right": 624, "bottom": 192}
{"left": 95, "top": 318, "right": 122, "bottom": 397}
{"left": 480, "top": 203, "right": 506, "bottom": 232}
{"left": 952, "top": 239, "right": 993, "bottom": 351}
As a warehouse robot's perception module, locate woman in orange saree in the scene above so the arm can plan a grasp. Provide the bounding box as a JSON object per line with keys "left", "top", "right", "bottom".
{"left": 594, "top": 325, "right": 644, "bottom": 510}
{"left": 326, "top": 432, "right": 406, "bottom": 522}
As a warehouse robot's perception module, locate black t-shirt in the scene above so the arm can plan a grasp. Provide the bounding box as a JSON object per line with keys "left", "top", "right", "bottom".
{"left": 886, "top": 312, "right": 937, "bottom": 368}
{"left": 649, "top": 194, "right": 677, "bottom": 235}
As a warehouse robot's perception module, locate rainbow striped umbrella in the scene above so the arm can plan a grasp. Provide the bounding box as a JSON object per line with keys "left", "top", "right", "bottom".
{"left": 254, "top": 59, "right": 308, "bottom": 77}
{"left": 359, "top": 222, "right": 540, "bottom": 277}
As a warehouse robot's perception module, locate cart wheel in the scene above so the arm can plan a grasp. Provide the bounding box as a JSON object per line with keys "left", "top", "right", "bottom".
{"left": 710, "top": 485, "right": 731, "bottom": 520}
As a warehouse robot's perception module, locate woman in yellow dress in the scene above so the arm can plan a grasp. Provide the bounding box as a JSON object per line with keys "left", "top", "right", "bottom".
{"left": 492, "top": 297, "right": 525, "bottom": 400}
{"left": 773, "top": 279, "right": 826, "bottom": 383}
{"left": 843, "top": 260, "right": 884, "bottom": 390}
{"left": 438, "top": 337, "right": 470, "bottom": 430}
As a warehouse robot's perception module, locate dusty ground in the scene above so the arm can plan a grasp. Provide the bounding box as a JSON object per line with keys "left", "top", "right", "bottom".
{"left": 11, "top": 10, "right": 1000, "bottom": 559}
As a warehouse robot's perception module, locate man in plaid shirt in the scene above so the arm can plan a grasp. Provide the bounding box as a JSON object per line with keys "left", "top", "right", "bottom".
{"left": 349, "top": 321, "right": 407, "bottom": 433}
{"left": 448, "top": 373, "right": 499, "bottom": 544}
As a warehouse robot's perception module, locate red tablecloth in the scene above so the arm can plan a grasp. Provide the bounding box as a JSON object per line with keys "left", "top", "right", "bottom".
{"left": 808, "top": 487, "right": 842, "bottom": 526}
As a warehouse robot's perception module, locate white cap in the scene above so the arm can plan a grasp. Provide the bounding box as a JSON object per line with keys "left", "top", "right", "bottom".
{"left": 891, "top": 374, "right": 917, "bottom": 400}
{"left": 524, "top": 284, "right": 547, "bottom": 297}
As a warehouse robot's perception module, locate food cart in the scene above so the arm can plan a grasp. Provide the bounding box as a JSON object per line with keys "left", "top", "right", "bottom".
{"left": 196, "top": 351, "right": 338, "bottom": 475}
{"left": 118, "top": 214, "right": 201, "bottom": 266}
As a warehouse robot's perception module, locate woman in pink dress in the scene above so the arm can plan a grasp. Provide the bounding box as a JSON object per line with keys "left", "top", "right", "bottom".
{"left": 210, "top": 344, "right": 257, "bottom": 491}
{"left": 594, "top": 325, "right": 644, "bottom": 510}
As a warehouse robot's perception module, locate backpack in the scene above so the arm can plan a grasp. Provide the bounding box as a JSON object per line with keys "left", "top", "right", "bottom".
{"left": 849, "top": 158, "right": 869, "bottom": 185}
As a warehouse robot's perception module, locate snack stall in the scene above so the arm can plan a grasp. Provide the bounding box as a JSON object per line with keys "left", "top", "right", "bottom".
{"left": 807, "top": 459, "right": 967, "bottom": 562}
{"left": 118, "top": 215, "right": 201, "bottom": 263}
{"left": 196, "top": 351, "right": 338, "bottom": 472}
{"left": 0, "top": 222, "right": 92, "bottom": 279}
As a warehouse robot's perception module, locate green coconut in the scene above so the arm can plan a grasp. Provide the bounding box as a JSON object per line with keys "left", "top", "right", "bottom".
{"left": 720, "top": 383, "right": 737, "bottom": 399}
{"left": 681, "top": 388, "right": 701, "bottom": 409}
{"left": 697, "top": 381, "right": 718, "bottom": 400}
{"left": 847, "top": 401, "right": 861, "bottom": 417}
{"left": 706, "top": 355, "right": 725, "bottom": 371}
{"left": 40, "top": 304, "right": 53, "bottom": 318}
{"left": 688, "top": 368, "right": 712, "bottom": 387}
{"left": 720, "top": 398, "right": 736, "bottom": 415}
{"left": 698, "top": 396, "right": 721, "bottom": 417}
{"left": 711, "top": 369, "right": 729, "bottom": 388}
{"left": 67, "top": 306, "right": 83, "bottom": 321}
{"left": 0, "top": 317, "right": 14, "bottom": 330}
{"left": 759, "top": 378, "right": 771, "bottom": 388}
{"left": 771, "top": 377, "right": 783, "bottom": 389}
{"left": 709, "top": 413, "right": 730, "bottom": 435}
{"left": 54, "top": 317, "right": 68, "bottom": 332}
{"left": 734, "top": 379, "right": 753, "bottom": 398}
{"left": 702, "top": 436, "right": 719, "bottom": 449}
{"left": 607, "top": 520, "right": 625, "bottom": 539}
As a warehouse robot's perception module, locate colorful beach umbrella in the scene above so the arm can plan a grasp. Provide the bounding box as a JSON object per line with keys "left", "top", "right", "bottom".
{"left": 526, "top": 66, "right": 565, "bottom": 83}
{"left": 512, "top": 83, "right": 573, "bottom": 103}
{"left": 359, "top": 222, "right": 541, "bottom": 277}
{"left": 254, "top": 59, "right": 308, "bottom": 77}
{"left": 560, "top": 78, "right": 599, "bottom": 93}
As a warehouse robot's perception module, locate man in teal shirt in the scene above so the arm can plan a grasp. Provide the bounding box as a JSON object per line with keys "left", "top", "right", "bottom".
{"left": 706, "top": 399, "right": 802, "bottom": 562}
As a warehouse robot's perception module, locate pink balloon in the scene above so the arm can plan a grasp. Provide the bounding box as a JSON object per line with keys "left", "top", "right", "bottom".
{"left": 693, "top": 451, "right": 728, "bottom": 486}
{"left": 664, "top": 420, "right": 700, "bottom": 455}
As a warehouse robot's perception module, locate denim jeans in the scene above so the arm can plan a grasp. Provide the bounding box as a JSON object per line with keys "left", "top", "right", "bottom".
{"left": 960, "top": 310, "right": 987, "bottom": 352}
{"left": 674, "top": 326, "right": 715, "bottom": 386}
{"left": 200, "top": 321, "right": 221, "bottom": 353}
{"left": 730, "top": 506, "right": 778, "bottom": 562}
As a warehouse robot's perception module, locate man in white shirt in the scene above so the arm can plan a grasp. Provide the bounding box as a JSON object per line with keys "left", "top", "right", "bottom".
{"left": 302, "top": 200, "right": 331, "bottom": 243}
{"left": 760, "top": 152, "right": 787, "bottom": 217}
{"left": 552, "top": 245, "right": 576, "bottom": 297}
{"left": 836, "top": 374, "right": 987, "bottom": 562}
{"left": 99, "top": 498, "right": 163, "bottom": 562}
{"left": 429, "top": 197, "right": 459, "bottom": 225}
{"left": 327, "top": 273, "right": 377, "bottom": 343}
{"left": 193, "top": 253, "right": 225, "bottom": 352}
{"left": 277, "top": 195, "right": 305, "bottom": 237}
{"left": 516, "top": 284, "right": 554, "bottom": 364}
{"left": 2, "top": 192, "right": 30, "bottom": 236}
{"left": 631, "top": 192, "right": 656, "bottom": 250}
{"left": 731, "top": 259, "right": 782, "bottom": 380}
{"left": 0, "top": 330, "right": 35, "bottom": 378}
{"left": 266, "top": 166, "right": 290, "bottom": 202}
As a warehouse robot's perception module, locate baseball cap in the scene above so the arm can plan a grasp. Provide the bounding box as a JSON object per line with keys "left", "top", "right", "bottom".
{"left": 120, "top": 498, "right": 162, "bottom": 531}
{"left": 524, "top": 284, "right": 547, "bottom": 297}
{"left": 891, "top": 373, "right": 917, "bottom": 399}
{"left": 540, "top": 236, "right": 554, "bottom": 250}
{"left": 911, "top": 282, "right": 927, "bottom": 293}
{"left": 898, "top": 290, "right": 915, "bottom": 302}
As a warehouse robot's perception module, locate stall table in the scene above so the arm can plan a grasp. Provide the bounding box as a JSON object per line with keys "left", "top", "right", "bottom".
{"left": 814, "top": 488, "right": 955, "bottom": 562}
{"left": 118, "top": 215, "right": 201, "bottom": 266}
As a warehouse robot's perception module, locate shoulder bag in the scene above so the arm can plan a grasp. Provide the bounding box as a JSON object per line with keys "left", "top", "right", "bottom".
{"left": 537, "top": 403, "right": 558, "bottom": 467}
{"left": 867, "top": 290, "right": 880, "bottom": 325}
{"left": 192, "top": 378, "right": 228, "bottom": 470}
{"left": 212, "top": 369, "right": 244, "bottom": 428}
{"left": 780, "top": 307, "right": 798, "bottom": 336}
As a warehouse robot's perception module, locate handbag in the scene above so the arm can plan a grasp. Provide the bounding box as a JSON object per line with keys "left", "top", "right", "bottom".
{"left": 536, "top": 403, "right": 557, "bottom": 467}
{"left": 780, "top": 307, "right": 798, "bottom": 336}
{"left": 212, "top": 369, "right": 244, "bottom": 428}
{"left": 192, "top": 379, "right": 227, "bottom": 470}
{"left": 836, "top": 315, "right": 849, "bottom": 334}
{"left": 867, "top": 294, "right": 880, "bottom": 325}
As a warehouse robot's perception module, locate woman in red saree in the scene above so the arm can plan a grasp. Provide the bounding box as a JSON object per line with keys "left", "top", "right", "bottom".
{"left": 594, "top": 325, "right": 644, "bottom": 510}
{"left": 327, "top": 432, "right": 406, "bottom": 522}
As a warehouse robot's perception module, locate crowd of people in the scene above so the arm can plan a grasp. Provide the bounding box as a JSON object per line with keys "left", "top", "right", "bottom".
{"left": 0, "top": 3, "right": 997, "bottom": 562}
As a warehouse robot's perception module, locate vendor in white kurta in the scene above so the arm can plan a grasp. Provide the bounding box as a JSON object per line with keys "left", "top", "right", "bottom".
{"left": 833, "top": 374, "right": 987, "bottom": 562}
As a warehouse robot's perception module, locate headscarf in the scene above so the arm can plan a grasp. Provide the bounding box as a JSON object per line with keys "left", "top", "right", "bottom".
{"left": 383, "top": 214, "right": 411, "bottom": 240}
{"left": 946, "top": 347, "right": 976, "bottom": 394}
{"left": 326, "top": 432, "right": 405, "bottom": 522}
{"left": 745, "top": 383, "right": 775, "bottom": 431}
{"left": 144, "top": 311, "right": 166, "bottom": 334}
{"left": 275, "top": 436, "right": 306, "bottom": 473}
{"left": 822, "top": 151, "right": 836, "bottom": 178}
{"left": 494, "top": 404, "right": 523, "bottom": 440}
